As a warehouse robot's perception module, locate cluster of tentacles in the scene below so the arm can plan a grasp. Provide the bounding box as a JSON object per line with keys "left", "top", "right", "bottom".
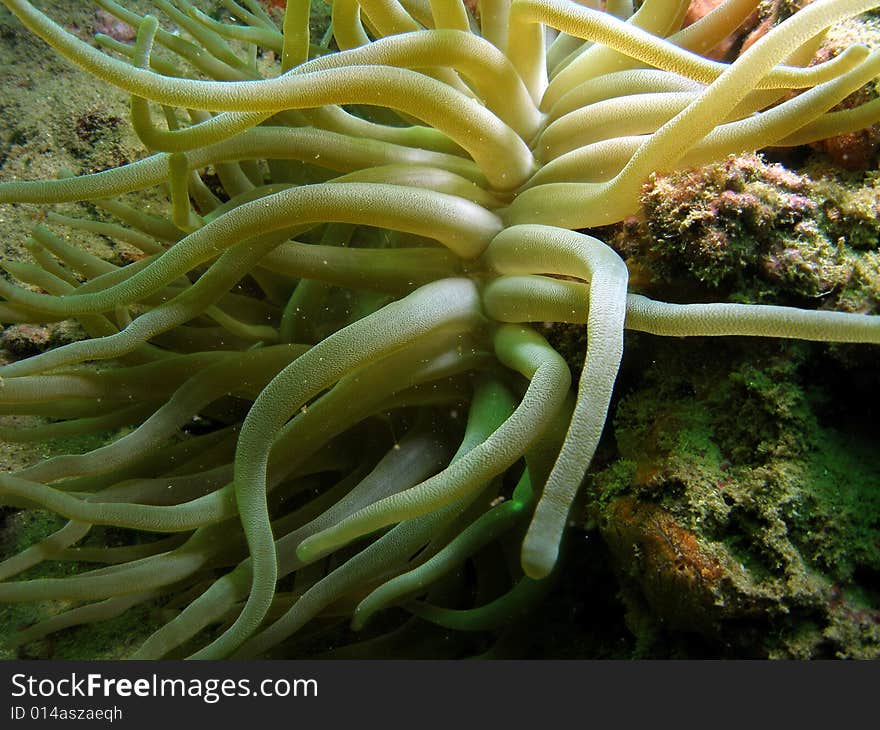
{"left": 0, "top": 0, "right": 879, "bottom": 658}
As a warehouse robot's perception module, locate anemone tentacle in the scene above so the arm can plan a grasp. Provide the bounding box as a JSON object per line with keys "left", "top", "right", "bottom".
{"left": 0, "top": 0, "right": 878, "bottom": 659}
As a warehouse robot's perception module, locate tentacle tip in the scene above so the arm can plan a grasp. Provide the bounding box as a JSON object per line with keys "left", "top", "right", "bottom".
{"left": 350, "top": 610, "right": 367, "bottom": 632}
{"left": 297, "top": 525, "right": 355, "bottom": 563}
{"left": 294, "top": 536, "right": 323, "bottom": 564}
{"left": 520, "top": 541, "right": 557, "bottom": 580}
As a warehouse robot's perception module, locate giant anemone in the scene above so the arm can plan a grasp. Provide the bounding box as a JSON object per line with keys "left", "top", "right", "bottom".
{"left": 0, "top": 0, "right": 879, "bottom": 658}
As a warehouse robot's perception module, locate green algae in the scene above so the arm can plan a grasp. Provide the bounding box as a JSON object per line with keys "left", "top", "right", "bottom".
{"left": 586, "top": 334, "right": 880, "bottom": 658}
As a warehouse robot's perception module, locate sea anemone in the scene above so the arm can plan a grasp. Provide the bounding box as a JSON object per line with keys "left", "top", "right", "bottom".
{"left": 0, "top": 0, "right": 878, "bottom": 659}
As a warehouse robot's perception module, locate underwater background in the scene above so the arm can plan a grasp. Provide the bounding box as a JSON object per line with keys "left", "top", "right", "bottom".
{"left": 0, "top": 0, "right": 879, "bottom": 659}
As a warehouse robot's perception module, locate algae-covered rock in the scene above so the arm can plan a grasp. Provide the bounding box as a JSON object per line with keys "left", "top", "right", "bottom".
{"left": 586, "top": 335, "right": 880, "bottom": 658}
{"left": 605, "top": 154, "right": 880, "bottom": 310}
